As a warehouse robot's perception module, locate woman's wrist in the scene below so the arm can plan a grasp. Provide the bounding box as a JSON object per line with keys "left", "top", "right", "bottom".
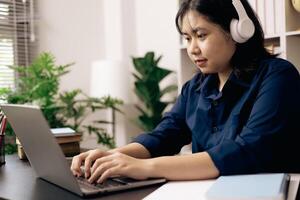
{"left": 140, "top": 158, "right": 156, "bottom": 178}
{"left": 108, "top": 143, "right": 151, "bottom": 159}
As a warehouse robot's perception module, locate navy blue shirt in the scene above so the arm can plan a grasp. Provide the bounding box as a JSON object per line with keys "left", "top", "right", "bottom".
{"left": 134, "top": 58, "right": 300, "bottom": 175}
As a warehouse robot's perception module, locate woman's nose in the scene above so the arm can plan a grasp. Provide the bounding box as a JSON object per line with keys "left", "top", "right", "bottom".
{"left": 189, "top": 39, "right": 201, "bottom": 55}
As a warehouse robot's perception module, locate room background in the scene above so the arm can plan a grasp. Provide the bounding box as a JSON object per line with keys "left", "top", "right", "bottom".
{"left": 37, "top": 0, "right": 181, "bottom": 149}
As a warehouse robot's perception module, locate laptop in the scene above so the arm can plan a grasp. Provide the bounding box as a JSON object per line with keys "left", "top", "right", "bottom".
{"left": 296, "top": 179, "right": 300, "bottom": 200}
{"left": 0, "top": 104, "right": 166, "bottom": 197}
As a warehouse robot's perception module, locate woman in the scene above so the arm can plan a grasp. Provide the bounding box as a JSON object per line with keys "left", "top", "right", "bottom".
{"left": 71, "top": 0, "right": 300, "bottom": 184}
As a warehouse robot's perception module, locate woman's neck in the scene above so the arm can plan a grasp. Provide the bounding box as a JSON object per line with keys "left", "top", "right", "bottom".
{"left": 218, "top": 68, "right": 233, "bottom": 92}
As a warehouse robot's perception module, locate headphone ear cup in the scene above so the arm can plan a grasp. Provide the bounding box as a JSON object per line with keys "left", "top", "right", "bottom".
{"left": 238, "top": 18, "right": 255, "bottom": 40}
{"left": 230, "top": 19, "right": 246, "bottom": 43}
{"left": 230, "top": 0, "right": 255, "bottom": 43}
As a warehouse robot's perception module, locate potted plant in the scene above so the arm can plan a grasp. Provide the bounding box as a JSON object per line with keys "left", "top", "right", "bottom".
{"left": 132, "top": 52, "right": 177, "bottom": 131}
{"left": 0, "top": 52, "right": 123, "bottom": 153}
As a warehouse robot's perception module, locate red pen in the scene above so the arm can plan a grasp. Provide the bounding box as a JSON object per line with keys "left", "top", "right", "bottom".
{"left": 0, "top": 114, "right": 4, "bottom": 125}
{"left": 0, "top": 115, "right": 5, "bottom": 165}
{"left": 0, "top": 116, "right": 7, "bottom": 135}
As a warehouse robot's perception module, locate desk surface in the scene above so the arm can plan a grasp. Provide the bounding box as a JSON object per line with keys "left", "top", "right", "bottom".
{"left": 0, "top": 155, "right": 299, "bottom": 200}
{"left": 0, "top": 155, "right": 160, "bottom": 200}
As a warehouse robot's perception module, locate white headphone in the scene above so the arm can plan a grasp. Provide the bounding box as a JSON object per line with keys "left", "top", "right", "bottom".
{"left": 230, "top": 0, "right": 255, "bottom": 43}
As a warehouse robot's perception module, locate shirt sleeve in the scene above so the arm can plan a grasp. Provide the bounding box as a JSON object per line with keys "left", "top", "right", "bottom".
{"left": 207, "top": 63, "right": 300, "bottom": 175}
{"left": 133, "top": 81, "right": 192, "bottom": 157}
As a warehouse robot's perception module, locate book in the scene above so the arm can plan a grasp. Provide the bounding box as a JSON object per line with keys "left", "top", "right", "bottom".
{"left": 274, "top": 0, "right": 284, "bottom": 34}
{"left": 257, "top": 0, "right": 266, "bottom": 33}
{"left": 16, "top": 139, "right": 80, "bottom": 159}
{"left": 17, "top": 144, "right": 27, "bottom": 160}
{"left": 16, "top": 127, "right": 81, "bottom": 159}
{"left": 205, "top": 173, "right": 290, "bottom": 200}
{"left": 51, "top": 127, "right": 76, "bottom": 137}
{"left": 265, "top": 0, "right": 275, "bottom": 36}
{"left": 15, "top": 129, "right": 81, "bottom": 145}
{"left": 55, "top": 134, "right": 81, "bottom": 144}
{"left": 59, "top": 142, "right": 80, "bottom": 157}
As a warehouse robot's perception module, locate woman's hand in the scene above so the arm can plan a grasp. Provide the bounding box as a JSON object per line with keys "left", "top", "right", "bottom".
{"left": 88, "top": 152, "right": 152, "bottom": 183}
{"left": 70, "top": 149, "right": 112, "bottom": 178}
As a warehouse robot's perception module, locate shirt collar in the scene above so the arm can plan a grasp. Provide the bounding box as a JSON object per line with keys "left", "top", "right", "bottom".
{"left": 194, "top": 71, "right": 251, "bottom": 94}
{"left": 195, "top": 73, "right": 219, "bottom": 98}
{"left": 227, "top": 71, "right": 251, "bottom": 88}
{"left": 194, "top": 73, "right": 215, "bottom": 93}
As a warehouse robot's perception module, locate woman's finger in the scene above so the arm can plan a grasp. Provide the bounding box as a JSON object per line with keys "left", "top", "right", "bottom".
{"left": 84, "top": 150, "right": 107, "bottom": 178}
{"left": 70, "top": 151, "right": 89, "bottom": 176}
{"left": 90, "top": 155, "right": 114, "bottom": 174}
{"left": 88, "top": 161, "right": 117, "bottom": 183}
{"left": 98, "top": 165, "right": 122, "bottom": 183}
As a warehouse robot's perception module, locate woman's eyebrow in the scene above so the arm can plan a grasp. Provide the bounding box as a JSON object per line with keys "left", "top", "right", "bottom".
{"left": 182, "top": 27, "right": 207, "bottom": 35}
{"left": 192, "top": 27, "right": 207, "bottom": 33}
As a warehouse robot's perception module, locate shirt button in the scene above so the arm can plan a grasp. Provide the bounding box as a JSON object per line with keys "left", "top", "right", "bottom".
{"left": 212, "top": 100, "right": 218, "bottom": 106}
{"left": 213, "top": 126, "right": 218, "bottom": 132}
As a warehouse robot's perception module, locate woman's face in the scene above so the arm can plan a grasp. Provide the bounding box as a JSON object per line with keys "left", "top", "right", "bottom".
{"left": 181, "top": 10, "right": 236, "bottom": 75}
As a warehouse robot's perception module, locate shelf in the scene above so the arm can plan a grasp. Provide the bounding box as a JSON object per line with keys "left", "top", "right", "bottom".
{"left": 286, "top": 35, "right": 300, "bottom": 71}
{"left": 285, "top": 30, "right": 300, "bottom": 36}
{"left": 285, "top": 0, "right": 300, "bottom": 32}
{"left": 265, "top": 34, "right": 281, "bottom": 39}
{"left": 264, "top": 37, "right": 280, "bottom": 44}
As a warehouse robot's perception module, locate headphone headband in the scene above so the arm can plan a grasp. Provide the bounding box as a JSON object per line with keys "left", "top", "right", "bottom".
{"left": 232, "top": 0, "right": 247, "bottom": 20}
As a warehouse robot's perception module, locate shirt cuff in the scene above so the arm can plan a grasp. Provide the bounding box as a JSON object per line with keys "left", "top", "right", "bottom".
{"left": 132, "top": 133, "right": 163, "bottom": 157}
{"left": 207, "top": 138, "right": 258, "bottom": 175}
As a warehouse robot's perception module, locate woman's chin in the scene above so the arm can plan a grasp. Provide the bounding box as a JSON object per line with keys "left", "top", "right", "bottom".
{"left": 198, "top": 67, "right": 215, "bottom": 74}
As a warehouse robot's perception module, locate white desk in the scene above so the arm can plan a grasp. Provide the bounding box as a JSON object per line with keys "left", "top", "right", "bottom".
{"left": 144, "top": 174, "right": 300, "bottom": 200}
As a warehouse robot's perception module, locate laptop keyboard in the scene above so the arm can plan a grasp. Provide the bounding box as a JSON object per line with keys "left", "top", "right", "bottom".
{"left": 76, "top": 176, "right": 128, "bottom": 191}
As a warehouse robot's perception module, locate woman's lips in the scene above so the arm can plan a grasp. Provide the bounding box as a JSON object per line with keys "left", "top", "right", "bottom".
{"left": 195, "top": 59, "right": 207, "bottom": 67}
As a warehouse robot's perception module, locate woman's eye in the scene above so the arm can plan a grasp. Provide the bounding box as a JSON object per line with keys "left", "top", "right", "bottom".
{"left": 197, "top": 33, "right": 207, "bottom": 39}
{"left": 184, "top": 37, "right": 190, "bottom": 42}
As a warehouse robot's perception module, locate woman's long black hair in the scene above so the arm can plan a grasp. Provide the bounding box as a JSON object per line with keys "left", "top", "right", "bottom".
{"left": 176, "top": 0, "right": 276, "bottom": 79}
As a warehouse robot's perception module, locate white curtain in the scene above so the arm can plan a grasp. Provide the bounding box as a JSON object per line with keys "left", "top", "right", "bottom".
{"left": 0, "top": 0, "right": 37, "bottom": 89}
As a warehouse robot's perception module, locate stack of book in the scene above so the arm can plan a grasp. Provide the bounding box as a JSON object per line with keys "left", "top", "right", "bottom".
{"left": 248, "top": 0, "right": 283, "bottom": 36}
{"left": 17, "top": 127, "right": 81, "bottom": 160}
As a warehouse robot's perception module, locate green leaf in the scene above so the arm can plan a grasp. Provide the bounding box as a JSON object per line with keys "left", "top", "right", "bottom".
{"left": 135, "top": 105, "right": 148, "bottom": 116}
{"left": 134, "top": 81, "right": 161, "bottom": 105}
{"left": 132, "top": 57, "right": 148, "bottom": 76}
{"left": 147, "top": 67, "right": 172, "bottom": 83}
{"left": 131, "top": 51, "right": 178, "bottom": 132}
{"left": 154, "top": 55, "right": 162, "bottom": 66}
{"left": 132, "top": 73, "right": 142, "bottom": 81}
{"left": 138, "top": 115, "right": 155, "bottom": 131}
{"left": 150, "top": 101, "right": 168, "bottom": 116}
{"left": 160, "top": 85, "right": 178, "bottom": 98}
{"left": 145, "top": 52, "right": 155, "bottom": 66}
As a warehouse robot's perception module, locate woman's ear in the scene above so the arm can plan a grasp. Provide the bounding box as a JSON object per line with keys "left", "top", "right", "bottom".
{"left": 223, "top": 30, "right": 237, "bottom": 44}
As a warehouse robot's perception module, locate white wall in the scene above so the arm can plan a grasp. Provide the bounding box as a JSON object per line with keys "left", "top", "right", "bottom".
{"left": 37, "top": 0, "right": 105, "bottom": 94}
{"left": 135, "top": 0, "right": 180, "bottom": 72}
{"left": 37, "top": 0, "right": 180, "bottom": 149}
{"left": 135, "top": 0, "right": 181, "bottom": 101}
{"left": 37, "top": 0, "right": 108, "bottom": 149}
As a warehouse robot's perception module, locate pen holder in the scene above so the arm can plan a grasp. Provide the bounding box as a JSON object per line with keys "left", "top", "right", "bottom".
{"left": 0, "top": 134, "right": 5, "bottom": 166}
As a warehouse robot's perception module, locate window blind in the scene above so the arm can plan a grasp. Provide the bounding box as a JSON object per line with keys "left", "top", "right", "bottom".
{"left": 0, "top": 0, "right": 37, "bottom": 89}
